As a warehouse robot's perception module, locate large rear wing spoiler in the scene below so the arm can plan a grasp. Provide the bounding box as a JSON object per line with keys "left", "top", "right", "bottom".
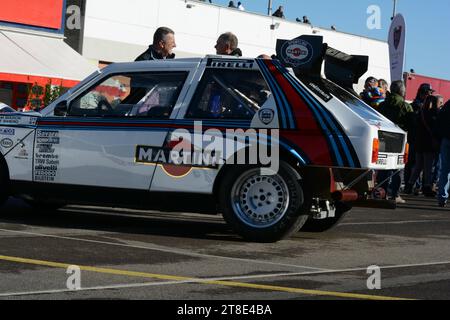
{"left": 325, "top": 47, "right": 368, "bottom": 96}
{"left": 276, "top": 35, "right": 368, "bottom": 95}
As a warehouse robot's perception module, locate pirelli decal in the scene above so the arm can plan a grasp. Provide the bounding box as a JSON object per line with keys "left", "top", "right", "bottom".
{"left": 207, "top": 58, "right": 254, "bottom": 69}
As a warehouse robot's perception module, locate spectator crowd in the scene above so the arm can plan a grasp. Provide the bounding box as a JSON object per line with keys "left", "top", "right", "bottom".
{"left": 134, "top": 22, "right": 449, "bottom": 209}
{"left": 200, "top": 1, "right": 331, "bottom": 30}
{"left": 360, "top": 77, "right": 450, "bottom": 207}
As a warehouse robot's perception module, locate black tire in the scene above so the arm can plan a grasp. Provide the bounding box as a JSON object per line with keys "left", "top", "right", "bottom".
{"left": 0, "top": 159, "right": 10, "bottom": 206}
{"left": 25, "top": 200, "right": 65, "bottom": 212}
{"left": 300, "top": 202, "right": 352, "bottom": 233}
{"left": 219, "top": 162, "right": 309, "bottom": 242}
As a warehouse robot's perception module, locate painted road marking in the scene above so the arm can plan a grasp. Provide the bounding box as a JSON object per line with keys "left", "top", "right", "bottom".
{"left": 4, "top": 261, "right": 450, "bottom": 297}
{"left": 340, "top": 220, "right": 450, "bottom": 226}
{"left": 2, "top": 258, "right": 449, "bottom": 298}
{"left": 0, "top": 255, "right": 412, "bottom": 300}
{"left": 0, "top": 228, "right": 330, "bottom": 272}
{"left": 0, "top": 281, "right": 184, "bottom": 298}
{"left": 2, "top": 227, "right": 450, "bottom": 276}
{"left": 2, "top": 258, "right": 447, "bottom": 298}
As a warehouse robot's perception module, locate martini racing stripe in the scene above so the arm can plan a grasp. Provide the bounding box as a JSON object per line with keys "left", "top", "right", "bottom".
{"left": 269, "top": 60, "right": 344, "bottom": 167}
{"left": 36, "top": 117, "right": 311, "bottom": 166}
{"left": 255, "top": 59, "right": 295, "bottom": 129}
{"left": 247, "top": 131, "right": 311, "bottom": 166}
{"left": 37, "top": 118, "right": 252, "bottom": 126}
{"left": 272, "top": 59, "right": 358, "bottom": 167}
{"left": 259, "top": 60, "right": 335, "bottom": 166}
{"left": 36, "top": 118, "right": 253, "bottom": 131}
{"left": 281, "top": 70, "right": 360, "bottom": 168}
{"left": 271, "top": 60, "right": 360, "bottom": 168}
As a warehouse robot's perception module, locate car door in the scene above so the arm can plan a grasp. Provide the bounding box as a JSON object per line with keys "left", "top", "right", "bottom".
{"left": 34, "top": 68, "right": 192, "bottom": 190}
{"left": 150, "top": 60, "right": 279, "bottom": 193}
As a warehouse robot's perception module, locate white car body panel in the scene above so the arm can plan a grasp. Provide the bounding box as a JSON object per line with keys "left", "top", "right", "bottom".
{"left": 150, "top": 167, "right": 218, "bottom": 194}
{"left": 3, "top": 128, "right": 36, "bottom": 181}
{"left": 1, "top": 115, "right": 39, "bottom": 181}
{"left": 47, "top": 128, "right": 163, "bottom": 189}
{"left": 1, "top": 57, "right": 407, "bottom": 199}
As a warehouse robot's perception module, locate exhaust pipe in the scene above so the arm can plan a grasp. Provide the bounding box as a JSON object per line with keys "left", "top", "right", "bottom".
{"left": 332, "top": 190, "right": 397, "bottom": 209}
{"left": 331, "top": 190, "right": 359, "bottom": 202}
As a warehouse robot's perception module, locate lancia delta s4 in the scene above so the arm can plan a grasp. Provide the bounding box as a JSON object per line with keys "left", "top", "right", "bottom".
{"left": 0, "top": 36, "right": 407, "bottom": 242}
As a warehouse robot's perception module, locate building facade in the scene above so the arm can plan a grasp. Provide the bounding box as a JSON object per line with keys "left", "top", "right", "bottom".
{"left": 0, "top": 0, "right": 96, "bottom": 110}
{"left": 81, "top": 0, "right": 392, "bottom": 92}
{"left": 405, "top": 73, "right": 450, "bottom": 102}
{"left": 1, "top": 0, "right": 407, "bottom": 109}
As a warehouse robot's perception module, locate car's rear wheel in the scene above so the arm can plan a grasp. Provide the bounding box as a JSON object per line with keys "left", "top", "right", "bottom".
{"left": 300, "top": 202, "right": 352, "bottom": 233}
{"left": 220, "top": 163, "right": 309, "bottom": 242}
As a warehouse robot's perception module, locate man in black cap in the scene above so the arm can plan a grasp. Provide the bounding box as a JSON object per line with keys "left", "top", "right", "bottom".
{"left": 404, "top": 83, "right": 435, "bottom": 194}
{"left": 135, "top": 27, "right": 176, "bottom": 61}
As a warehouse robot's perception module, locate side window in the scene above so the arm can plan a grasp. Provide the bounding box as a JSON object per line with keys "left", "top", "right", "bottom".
{"left": 186, "top": 69, "right": 271, "bottom": 120}
{"left": 69, "top": 72, "right": 187, "bottom": 118}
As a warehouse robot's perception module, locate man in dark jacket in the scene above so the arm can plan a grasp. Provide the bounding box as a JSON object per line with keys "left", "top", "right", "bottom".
{"left": 272, "top": 6, "right": 285, "bottom": 18}
{"left": 437, "top": 100, "right": 450, "bottom": 207}
{"left": 404, "top": 83, "right": 435, "bottom": 190}
{"left": 135, "top": 27, "right": 176, "bottom": 61}
{"left": 405, "top": 95, "right": 440, "bottom": 197}
{"left": 377, "top": 80, "right": 414, "bottom": 204}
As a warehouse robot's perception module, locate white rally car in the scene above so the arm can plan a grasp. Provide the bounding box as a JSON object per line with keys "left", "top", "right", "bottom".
{"left": 0, "top": 36, "right": 407, "bottom": 242}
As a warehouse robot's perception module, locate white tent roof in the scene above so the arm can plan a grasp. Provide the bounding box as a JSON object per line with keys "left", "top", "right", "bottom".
{"left": 0, "top": 29, "right": 97, "bottom": 81}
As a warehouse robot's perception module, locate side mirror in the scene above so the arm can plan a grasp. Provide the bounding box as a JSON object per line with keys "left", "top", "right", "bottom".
{"left": 54, "top": 101, "right": 68, "bottom": 117}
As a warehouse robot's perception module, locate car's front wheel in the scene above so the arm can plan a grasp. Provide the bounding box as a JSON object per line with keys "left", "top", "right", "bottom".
{"left": 220, "top": 163, "right": 309, "bottom": 242}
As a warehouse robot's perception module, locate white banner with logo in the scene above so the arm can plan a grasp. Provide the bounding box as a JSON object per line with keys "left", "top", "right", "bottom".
{"left": 388, "top": 14, "right": 407, "bottom": 82}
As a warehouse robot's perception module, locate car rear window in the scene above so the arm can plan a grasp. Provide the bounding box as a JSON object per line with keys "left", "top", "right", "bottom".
{"left": 321, "top": 79, "right": 386, "bottom": 121}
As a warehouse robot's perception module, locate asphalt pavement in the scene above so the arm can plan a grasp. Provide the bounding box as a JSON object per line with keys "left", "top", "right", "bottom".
{"left": 0, "top": 195, "right": 449, "bottom": 300}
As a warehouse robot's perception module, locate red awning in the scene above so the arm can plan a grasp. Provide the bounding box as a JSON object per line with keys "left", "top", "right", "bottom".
{"left": 0, "top": 73, "right": 79, "bottom": 88}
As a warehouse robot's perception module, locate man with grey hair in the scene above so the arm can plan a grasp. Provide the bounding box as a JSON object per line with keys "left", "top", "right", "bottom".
{"left": 215, "top": 32, "right": 242, "bottom": 57}
{"left": 377, "top": 80, "right": 414, "bottom": 204}
{"left": 379, "top": 80, "right": 414, "bottom": 130}
{"left": 135, "top": 27, "right": 176, "bottom": 61}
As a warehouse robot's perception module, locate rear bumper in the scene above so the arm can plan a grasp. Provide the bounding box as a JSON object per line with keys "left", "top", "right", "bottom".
{"left": 368, "top": 153, "right": 406, "bottom": 170}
